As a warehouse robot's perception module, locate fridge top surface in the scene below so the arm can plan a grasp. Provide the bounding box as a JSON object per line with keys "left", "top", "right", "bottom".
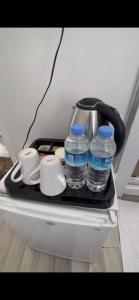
{"left": 0, "top": 167, "right": 118, "bottom": 227}
{"left": 0, "top": 192, "right": 117, "bottom": 227}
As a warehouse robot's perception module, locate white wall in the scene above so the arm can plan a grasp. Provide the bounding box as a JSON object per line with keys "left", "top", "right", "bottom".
{"left": 0, "top": 27, "right": 139, "bottom": 161}
{"left": 116, "top": 107, "right": 139, "bottom": 197}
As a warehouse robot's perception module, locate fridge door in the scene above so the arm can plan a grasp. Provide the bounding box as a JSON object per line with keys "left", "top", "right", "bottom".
{"left": 0, "top": 195, "right": 117, "bottom": 262}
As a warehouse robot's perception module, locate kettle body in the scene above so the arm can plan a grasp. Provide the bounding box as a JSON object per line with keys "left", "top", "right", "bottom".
{"left": 70, "top": 98, "right": 125, "bottom": 155}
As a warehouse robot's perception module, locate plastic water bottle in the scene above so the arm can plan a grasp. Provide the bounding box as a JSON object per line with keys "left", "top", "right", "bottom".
{"left": 87, "top": 126, "right": 116, "bottom": 192}
{"left": 64, "top": 124, "right": 89, "bottom": 189}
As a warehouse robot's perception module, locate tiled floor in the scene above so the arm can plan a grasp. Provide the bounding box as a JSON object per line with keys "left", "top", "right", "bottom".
{"left": 0, "top": 219, "right": 123, "bottom": 272}
{"left": 118, "top": 199, "right": 139, "bottom": 272}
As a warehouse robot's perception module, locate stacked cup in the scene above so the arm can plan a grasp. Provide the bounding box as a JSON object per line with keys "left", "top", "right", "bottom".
{"left": 11, "top": 148, "right": 66, "bottom": 196}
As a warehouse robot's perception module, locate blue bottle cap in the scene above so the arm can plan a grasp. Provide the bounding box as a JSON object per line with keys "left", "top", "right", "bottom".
{"left": 98, "top": 126, "right": 113, "bottom": 138}
{"left": 71, "top": 124, "right": 85, "bottom": 135}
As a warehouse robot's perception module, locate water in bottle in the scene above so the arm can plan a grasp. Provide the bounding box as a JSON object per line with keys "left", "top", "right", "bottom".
{"left": 87, "top": 126, "right": 116, "bottom": 192}
{"left": 64, "top": 124, "right": 89, "bottom": 189}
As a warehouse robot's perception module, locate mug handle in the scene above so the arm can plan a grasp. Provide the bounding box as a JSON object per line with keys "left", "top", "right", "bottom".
{"left": 11, "top": 161, "right": 24, "bottom": 183}
{"left": 28, "top": 164, "right": 40, "bottom": 185}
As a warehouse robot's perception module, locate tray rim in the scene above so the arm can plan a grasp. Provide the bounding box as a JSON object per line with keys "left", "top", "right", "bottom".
{"left": 4, "top": 138, "right": 115, "bottom": 210}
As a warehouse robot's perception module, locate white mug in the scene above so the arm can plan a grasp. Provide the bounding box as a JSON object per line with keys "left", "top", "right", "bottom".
{"left": 28, "top": 155, "right": 66, "bottom": 196}
{"left": 11, "top": 148, "right": 40, "bottom": 185}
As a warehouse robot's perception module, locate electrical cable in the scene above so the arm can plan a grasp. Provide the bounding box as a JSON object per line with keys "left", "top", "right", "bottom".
{"left": 22, "top": 27, "right": 64, "bottom": 149}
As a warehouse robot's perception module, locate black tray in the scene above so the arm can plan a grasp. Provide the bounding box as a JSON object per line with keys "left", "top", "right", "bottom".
{"left": 5, "top": 138, "right": 115, "bottom": 209}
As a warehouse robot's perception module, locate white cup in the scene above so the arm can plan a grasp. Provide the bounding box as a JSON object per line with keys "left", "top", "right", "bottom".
{"left": 28, "top": 155, "right": 66, "bottom": 196}
{"left": 11, "top": 148, "right": 40, "bottom": 185}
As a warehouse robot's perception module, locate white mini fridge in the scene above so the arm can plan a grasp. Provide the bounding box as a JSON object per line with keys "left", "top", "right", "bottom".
{"left": 0, "top": 165, "right": 118, "bottom": 263}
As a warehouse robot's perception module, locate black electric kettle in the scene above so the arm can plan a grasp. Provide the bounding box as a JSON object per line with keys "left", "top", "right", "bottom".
{"left": 70, "top": 98, "right": 125, "bottom": 155}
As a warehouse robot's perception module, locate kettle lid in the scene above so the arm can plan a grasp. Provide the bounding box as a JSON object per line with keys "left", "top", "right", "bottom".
{"left": 76, "top": 98, "right": 103, "bottom": 110}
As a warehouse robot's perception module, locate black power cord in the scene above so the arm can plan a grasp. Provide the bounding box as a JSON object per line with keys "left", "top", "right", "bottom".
{"left": 22, "top": 27, "right": 64, "bottom": 149}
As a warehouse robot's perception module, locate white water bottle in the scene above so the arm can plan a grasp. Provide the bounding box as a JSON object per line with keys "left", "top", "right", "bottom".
{"left": 64, "top": 124, "right": 89, "bottom": 189}
{"left": 87, "top": 126, "right": 116, "bottom": 192}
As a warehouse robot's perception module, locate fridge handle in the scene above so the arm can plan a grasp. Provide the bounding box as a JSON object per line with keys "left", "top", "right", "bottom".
{"left": 109, "top": 210, "right": 117, "bottom": 225}
{"left": 82, "top": 214, "right": 108, "bottom": 227}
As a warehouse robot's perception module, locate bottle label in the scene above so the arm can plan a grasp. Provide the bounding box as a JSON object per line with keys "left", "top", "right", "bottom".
{"left": 89, "top": 152, "right": 113, "bottom": 170}
{"left": 65, "top": 150, "right": 88, "bottom": 166}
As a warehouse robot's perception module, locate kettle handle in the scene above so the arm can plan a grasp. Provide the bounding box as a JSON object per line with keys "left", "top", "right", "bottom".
{"left": 97, "top": 103, "right": 126, "bottom": 155}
